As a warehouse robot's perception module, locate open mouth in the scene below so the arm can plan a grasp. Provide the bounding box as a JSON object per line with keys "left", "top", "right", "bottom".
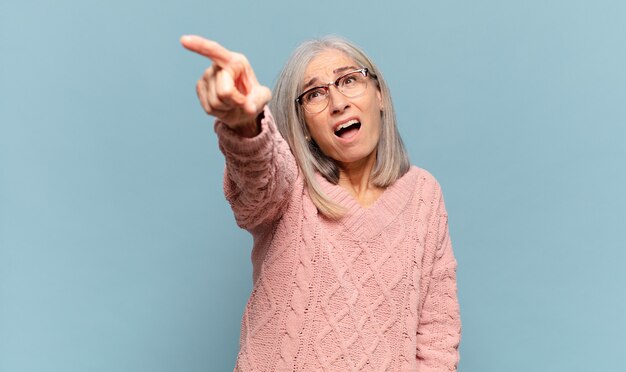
{"left": 334, "top": 119, "right": 361, "bottom": 139}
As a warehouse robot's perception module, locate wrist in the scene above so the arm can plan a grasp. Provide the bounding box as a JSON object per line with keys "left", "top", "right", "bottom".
{"left": 233, "top": 111, "right": 264, "bottom": 138}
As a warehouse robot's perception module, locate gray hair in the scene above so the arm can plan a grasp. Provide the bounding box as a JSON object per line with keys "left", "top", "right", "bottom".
{"left": 270, "top": 36, "right": 410, "bottom": 218}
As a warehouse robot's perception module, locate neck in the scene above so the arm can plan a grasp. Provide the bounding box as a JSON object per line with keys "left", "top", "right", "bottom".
{"left": 337, "top": 151, "right": 384, "bottom": 207}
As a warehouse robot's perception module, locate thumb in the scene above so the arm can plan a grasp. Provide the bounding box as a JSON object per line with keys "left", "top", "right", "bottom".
{"left": 244, "top": 85, "right": 272, "bottom": 116}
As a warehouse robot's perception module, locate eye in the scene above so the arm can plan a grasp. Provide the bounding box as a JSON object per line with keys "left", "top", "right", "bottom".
{"left": 339, "top": 73, "right": 360, "bottom": 88}
{"left": 304, "top": 87, "right": 326, "bottom": 103}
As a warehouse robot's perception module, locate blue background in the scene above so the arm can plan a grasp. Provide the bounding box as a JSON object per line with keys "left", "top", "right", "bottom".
{"left": 1, "top": 0, "right": 625, "bottom": 371}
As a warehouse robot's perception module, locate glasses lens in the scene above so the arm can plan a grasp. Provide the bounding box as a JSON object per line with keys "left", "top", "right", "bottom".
{"left": 301, "top": 87, "right": 328, "bottom": 114}
{"left": 303, "top": 88, "right": 327, "bottom": 105}
{"left": 337, "top": 71, "right": 367, "bottom": 97}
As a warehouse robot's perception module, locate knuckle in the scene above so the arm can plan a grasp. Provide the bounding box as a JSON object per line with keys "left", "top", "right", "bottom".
{"left": 208, "top": 95, "right": 226, "bottom": 110}
{"left": 216, "top": 87, "right": 232, "bottom": 101}
{"left": 231, "top": 52, "right": 249, "bottom": 66}
{"left": 201, "top": 102, "right": 212, "bottom": 115}
{"left": 203, "top": 66, "right": 218, "bottom": 80}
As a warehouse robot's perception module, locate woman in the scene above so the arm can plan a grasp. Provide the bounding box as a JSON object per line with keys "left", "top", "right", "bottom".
{"left": 181, "top": 34, "right": 461, "bottom": 371}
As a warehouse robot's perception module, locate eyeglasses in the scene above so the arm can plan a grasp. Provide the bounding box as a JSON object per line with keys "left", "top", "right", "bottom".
{"left": 295, "top": 68, "right": 370, "bottom": 114}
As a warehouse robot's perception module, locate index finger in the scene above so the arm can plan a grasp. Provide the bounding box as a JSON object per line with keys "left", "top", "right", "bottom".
{"left": 180, "top": 35, "right": 233, "bottom": 67}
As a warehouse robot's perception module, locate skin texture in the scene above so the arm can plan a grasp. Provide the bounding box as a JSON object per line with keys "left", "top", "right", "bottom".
{"left": 302, "top": 50, "right": 385, "bottom": 207}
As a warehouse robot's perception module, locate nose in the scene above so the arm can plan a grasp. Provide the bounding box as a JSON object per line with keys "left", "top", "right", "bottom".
{"left": 327, "top": 85, "right": 350, "bottom": 114}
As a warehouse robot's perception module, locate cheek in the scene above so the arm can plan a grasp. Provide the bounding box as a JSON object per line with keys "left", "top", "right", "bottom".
{"left": 304, "top": 122, "right": 325, "bottom": 146}
{"left": 304, "top": 115, "right": 327, "bottom": 138}
{"left": 302, "top": 115, "right": 316, "bottom": 137}
{"left": 303, "top": 119, "right": 315, "bottom": 137}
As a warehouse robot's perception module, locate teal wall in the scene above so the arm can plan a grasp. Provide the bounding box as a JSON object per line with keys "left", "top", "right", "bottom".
{"left": 1, "top": 1, "right": 625, "bottom": 371}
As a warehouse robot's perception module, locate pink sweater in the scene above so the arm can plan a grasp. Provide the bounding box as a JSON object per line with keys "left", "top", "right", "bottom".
{"left": 215, "top": 107, "right": 461, "bottom": 371}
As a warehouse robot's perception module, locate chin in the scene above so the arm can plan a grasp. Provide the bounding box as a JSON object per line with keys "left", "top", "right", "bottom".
{"left": 335, "top": 148, "right": 377, "bottom": 166}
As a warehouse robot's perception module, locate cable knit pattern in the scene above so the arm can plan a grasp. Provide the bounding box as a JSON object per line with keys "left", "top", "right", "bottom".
{"left": 215, "top": 107, "right": 461, "bottom": 371}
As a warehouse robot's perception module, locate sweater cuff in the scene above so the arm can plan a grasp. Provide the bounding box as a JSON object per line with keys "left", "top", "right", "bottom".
{"left": 214, "top": 106, "right": 275, "bottom": 157}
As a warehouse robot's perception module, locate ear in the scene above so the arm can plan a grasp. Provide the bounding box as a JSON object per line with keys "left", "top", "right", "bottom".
{"left": 376, "top": 89, "right": 383, "bottom": 111}
{"left": 302, "top": 123, "right": 312, "bottom": 141}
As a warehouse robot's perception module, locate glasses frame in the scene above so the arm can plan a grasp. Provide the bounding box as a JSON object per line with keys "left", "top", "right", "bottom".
{"left": 295, "top": 68, "right": 370, "bottom": 114}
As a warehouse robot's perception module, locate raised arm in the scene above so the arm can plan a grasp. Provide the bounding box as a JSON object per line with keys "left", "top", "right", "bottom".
{"left": 181, "top": 35, "right": 297, "bottom": 230}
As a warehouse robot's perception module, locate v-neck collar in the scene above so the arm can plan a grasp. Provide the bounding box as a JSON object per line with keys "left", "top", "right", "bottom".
{"left": 316, "top": 167, "right": 423, "bottom": 240}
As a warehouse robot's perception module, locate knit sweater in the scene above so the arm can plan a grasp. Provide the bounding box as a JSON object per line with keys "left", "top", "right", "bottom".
{"left": 215, "top": 107, "right": 461, "bottom": 371}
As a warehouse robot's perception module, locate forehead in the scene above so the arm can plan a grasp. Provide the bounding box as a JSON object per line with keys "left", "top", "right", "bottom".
{"left": 303, "top": 49, "right": 357, "bottom": 82}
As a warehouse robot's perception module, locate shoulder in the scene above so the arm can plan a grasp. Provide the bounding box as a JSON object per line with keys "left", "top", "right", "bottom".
{"left": 398, "top": 166, "right": 446, "bottom": 213}
{"left": 404, "top": 165, "right": 443, "bottom": 193}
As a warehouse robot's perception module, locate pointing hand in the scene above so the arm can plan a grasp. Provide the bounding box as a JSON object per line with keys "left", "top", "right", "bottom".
{"left": 181, "top": 35, "right": 272, "bottom": 136}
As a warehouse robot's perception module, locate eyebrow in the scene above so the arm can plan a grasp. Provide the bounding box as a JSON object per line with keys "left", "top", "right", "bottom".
{"left": 302, "top": 65, "right": 360, "bottom": 90}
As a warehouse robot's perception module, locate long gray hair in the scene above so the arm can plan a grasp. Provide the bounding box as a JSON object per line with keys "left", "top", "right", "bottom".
{"left": 270, "top": 36, "right": 410, "bottom": 218}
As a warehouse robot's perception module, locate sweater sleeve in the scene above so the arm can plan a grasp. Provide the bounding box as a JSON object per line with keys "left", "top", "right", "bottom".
{"left": 416, "top": 190, "right": 461, "bottom": 371}
{"left": 214, "top": 106, "right": 298, "bottom": 231}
